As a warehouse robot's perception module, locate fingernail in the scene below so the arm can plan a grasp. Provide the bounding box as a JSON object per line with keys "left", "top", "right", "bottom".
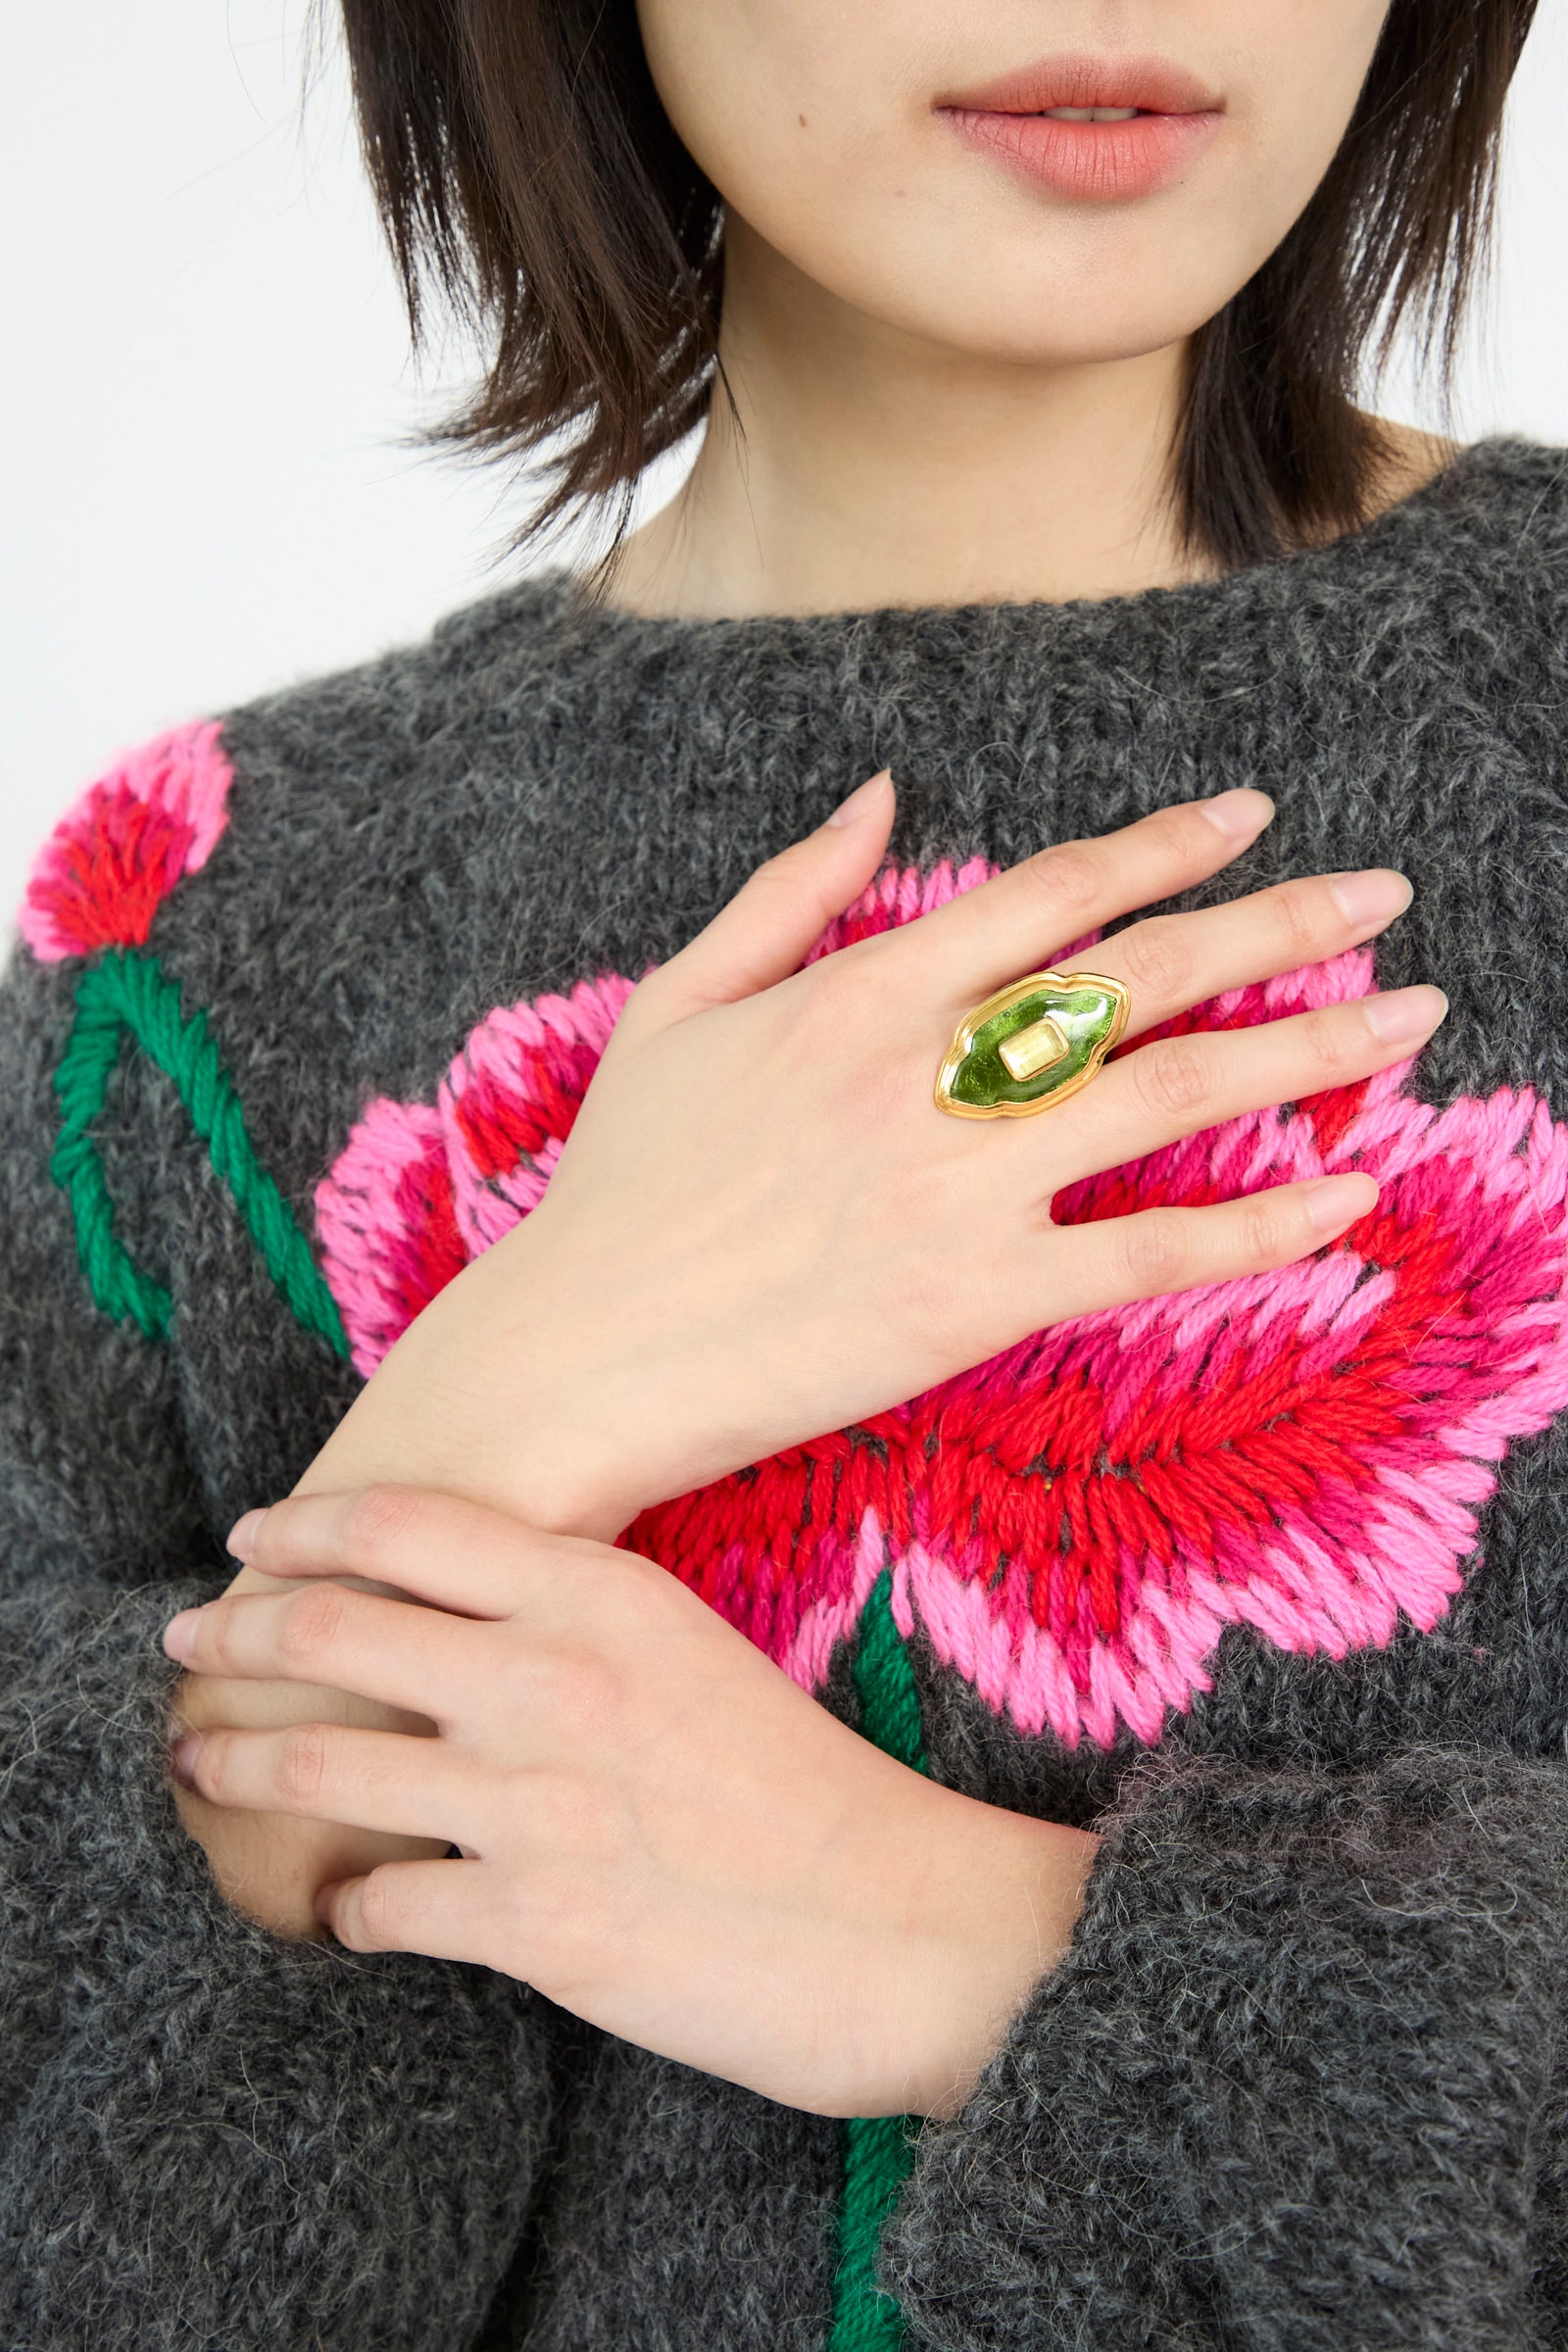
{"left": 1199, "top": 787, "right": 1273, "bottom": 843}
{"left": 1364, "top": 984, "right": 1447, "bottom": 1044}
{"left": 1328, "top": 868, "right": 1413, "bottom": 929}
{"left": 162, "top": 1608, "right": 201, "bottom": 1661}
{"left": 170, "top": 1731, "right": 203, "bottom": 1788}
{"left": 826, "top": 770, "right": 890, "bottom": 827}
{"left": 226, "top": 1507, "right": 269, "bottom": 1559}
{"left": 1304, "top": 1174, "right": 1378, "bottom": 1233}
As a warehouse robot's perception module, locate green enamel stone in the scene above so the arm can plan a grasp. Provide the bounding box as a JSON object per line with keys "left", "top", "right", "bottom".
{"left": 948, "top": 982, "right": 1122, "bottom": 1111}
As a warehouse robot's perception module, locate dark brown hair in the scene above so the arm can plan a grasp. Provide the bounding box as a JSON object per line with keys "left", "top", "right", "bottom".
{"left": 331, "top": 0, "right": 1538, "bottom": 575}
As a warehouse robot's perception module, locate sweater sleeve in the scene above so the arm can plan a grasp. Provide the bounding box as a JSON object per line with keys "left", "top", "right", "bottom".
{"left": 0, "top": 938, "right": 560, "bottom": 2351}
{"left": 880, "top": 1740, "right": 1568, "bottom": 2352}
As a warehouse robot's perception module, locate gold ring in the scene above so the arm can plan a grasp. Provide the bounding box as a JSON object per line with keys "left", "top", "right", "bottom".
{"left": 934, "top": 968, "right": 1131, "bottom": 1119}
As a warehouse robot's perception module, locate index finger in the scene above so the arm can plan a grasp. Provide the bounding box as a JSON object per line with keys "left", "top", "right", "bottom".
{"left": 884, "top": 788, "right": 1273, "bottom": 1004}
{"left": 227, "top": 1484, "right": 580, "bottom": 1620}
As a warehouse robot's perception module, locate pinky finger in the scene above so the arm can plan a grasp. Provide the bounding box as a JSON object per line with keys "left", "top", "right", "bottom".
{"left": 1054, "top": 1172, "right": 1378, "bottom": 1314}
{"left": 316, "top": 1857, "right": 498, "bottom": 1966}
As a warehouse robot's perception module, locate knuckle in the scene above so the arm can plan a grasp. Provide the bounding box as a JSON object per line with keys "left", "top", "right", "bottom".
{"left": 278, "top": 1724, "right": 333, "bottom": 1807}
{"left": 1271, "top": 880, "right": 1326, "bottom": 959}
{"left": 1145, "top": 804, "right": 1207, "bottom": 858}
{"left": 1301, "top": 1004, "right": 1355, "bottom": 1079}
{"left": 279, "top": 1585, "right": 348, "bottom": 1673}
{"left": 355, "top": 1872, "right": 404, "bottom": 1949}
{"left": 1023, "top": 841, "right": 1102, "bottom": 916}
{"left": 1240, "top": 1189, "right": 1295, "bottom": 1263}
{"left": 197, "top": 1596, "right": 242, "bottom": 1675}
{"left": 190, "top": 1728, "right": 232, "bottom": 1801}
{"left": 343, "top": 1482, "right": 423, "bottom": 1569}
{"left": 1136, "top": 1035, "right": 1212, "bottom": 1119}
{"left": 1116, "top": 1212, "right": 1189, "bottom": 1294}
{"left": 1114, "top": 918, "right": 1191, "bottom": 1004}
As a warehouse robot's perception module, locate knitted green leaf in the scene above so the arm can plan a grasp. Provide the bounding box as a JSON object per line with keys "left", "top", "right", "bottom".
{"left": 52, "top": 948, "right": 348, "bottom": 1358}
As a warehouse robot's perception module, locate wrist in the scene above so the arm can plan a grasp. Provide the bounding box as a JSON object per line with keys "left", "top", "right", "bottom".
{"left": 298, "top": 1209, "right": 665, "bottom": 1542}
{"left": 903, "top": 1802, "right": 1100, "bottom": 2123}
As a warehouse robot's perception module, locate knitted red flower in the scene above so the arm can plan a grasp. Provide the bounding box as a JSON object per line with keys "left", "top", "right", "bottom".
{"left": 317, "top": 860, "right": 1568, "bottom": 1749}
{"left": 19, "top": 721, "right": 232, "bottom": 963}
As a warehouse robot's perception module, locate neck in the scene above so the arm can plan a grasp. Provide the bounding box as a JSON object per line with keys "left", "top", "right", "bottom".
{"left": 599, "top": 216, "right": 1217, "bottom": 619}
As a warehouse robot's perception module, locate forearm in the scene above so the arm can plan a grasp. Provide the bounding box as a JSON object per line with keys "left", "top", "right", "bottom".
{"left": 170, "top": 1223, "right": 687, "bottom": 1936}
{"left": 293, "top": 1206, "right": 691, "bottom": 1544}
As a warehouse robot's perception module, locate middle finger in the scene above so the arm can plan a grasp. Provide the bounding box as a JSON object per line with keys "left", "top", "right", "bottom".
{"left": 1070, "top": 865, "right": 1412, "bottom": 1043}
{"left": 166, "top": 1583, "right": 480, "bottom": 1724}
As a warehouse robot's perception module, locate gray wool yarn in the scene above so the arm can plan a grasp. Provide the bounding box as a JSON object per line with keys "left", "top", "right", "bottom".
{"left": 3, "top": 436, "right": 1568, "bottom": 2350}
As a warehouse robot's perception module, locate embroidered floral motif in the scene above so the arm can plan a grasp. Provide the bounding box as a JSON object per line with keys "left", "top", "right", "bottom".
{"left": 20, "top": 720, "right": 232, "bottom": 963}
{"left": 315, "top": 859, "right": 1568, "bottom": 1750}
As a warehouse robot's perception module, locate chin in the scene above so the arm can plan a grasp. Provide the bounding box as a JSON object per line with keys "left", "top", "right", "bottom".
{"left": 833, "top": 261, "right": 1232, "bottom": 372}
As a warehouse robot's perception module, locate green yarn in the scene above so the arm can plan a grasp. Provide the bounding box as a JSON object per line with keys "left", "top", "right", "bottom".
{"left": 830, "top": 2114, "right": 918, "bottom": 2352}
{"left": 828, "top": 1566, "right": 929, "bottom": 2352}
{"left": 51, "top": 949, "right": 923, "bottom": 2346}
{"left": 51, "top": 948, "right": 348, "bottom": 1359}
{"left": 851, "top": 1567, "right": 929, "bottom": 1779}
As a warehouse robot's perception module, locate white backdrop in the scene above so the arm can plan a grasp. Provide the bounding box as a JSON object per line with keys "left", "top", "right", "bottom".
{"left": 4, "top": 1, "right": 1567, "bottom": 934}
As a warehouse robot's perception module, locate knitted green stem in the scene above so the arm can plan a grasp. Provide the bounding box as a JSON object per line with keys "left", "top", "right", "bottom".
{"left": 827, "top": 1566, "right": 928, "bottom": 2351}
{"left": 51, "top": 948, "right": 348, "bottom": 1359}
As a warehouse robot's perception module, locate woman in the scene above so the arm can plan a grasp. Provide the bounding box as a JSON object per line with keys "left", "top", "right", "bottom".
{"left": 1, "top": 0, "right": 1561, "bottom": 2345}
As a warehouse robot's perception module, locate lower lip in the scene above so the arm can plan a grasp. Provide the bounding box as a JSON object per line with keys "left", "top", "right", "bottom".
{"left": 939, "top": 107, "right": 1220, "bottom": 202}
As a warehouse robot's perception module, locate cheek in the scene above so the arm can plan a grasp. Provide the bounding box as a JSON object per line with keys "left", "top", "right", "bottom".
{"left": 635, "top": 0, "right": 905, "bottom": 231}
{"left": 1205, "top": 0, "right": 1395, "bottom": 253}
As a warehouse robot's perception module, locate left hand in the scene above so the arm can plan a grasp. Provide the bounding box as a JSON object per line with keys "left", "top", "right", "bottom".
{"left": 163, "top": 1484, "right": 1098, "bottom": 2120}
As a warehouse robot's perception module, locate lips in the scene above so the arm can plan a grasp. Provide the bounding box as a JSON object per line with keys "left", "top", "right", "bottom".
{"left": 936, "top": 49, "right": 1222, "bottom": 203}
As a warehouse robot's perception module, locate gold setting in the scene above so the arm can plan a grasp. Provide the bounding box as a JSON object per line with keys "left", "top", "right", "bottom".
{"left": 934, "top": 968, "right": 1131, "bottom": 1120}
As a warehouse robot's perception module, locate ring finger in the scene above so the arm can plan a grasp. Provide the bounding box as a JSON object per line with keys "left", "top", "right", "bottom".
{"left": 175, "top": 1717, "right": 478, "bottom": 1843}
{"left": 1045, "top": 982, "right": 1446, "bottom": 1188}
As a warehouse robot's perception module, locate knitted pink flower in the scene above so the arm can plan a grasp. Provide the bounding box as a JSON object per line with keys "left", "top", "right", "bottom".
{"left": 317, "top": 973, "right": 640, "bottom": 1374}
{"left": 20, "top": 721, "right": 233, "bottom": 962}
{"left": 317, "top": 861, "right": 1568, "bottom": 1749}
{"left": 316, "top": 860, "right": 990, "bottom": 1376}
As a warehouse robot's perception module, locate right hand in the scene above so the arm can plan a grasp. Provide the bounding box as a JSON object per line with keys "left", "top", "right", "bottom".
{"left": 304, "top": 770, "right": 1441, "bottom": 1542}
{"left": 174, "top": 772, "right": 1443, "bottom": 1936}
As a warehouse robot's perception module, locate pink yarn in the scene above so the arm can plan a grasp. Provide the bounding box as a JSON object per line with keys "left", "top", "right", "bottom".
{"left": 316, "top": 860, "right": 1568, "bottom": 1749}
{"left": 20, "top": 720, "right": 232, "bottom": 962}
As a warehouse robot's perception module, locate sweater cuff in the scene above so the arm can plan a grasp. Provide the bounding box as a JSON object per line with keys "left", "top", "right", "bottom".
{"left": 881, "top": 1745, "right": 1568, "bottom": 2352}
{"left": 0, "top": 1571, "right": 234, "bottom": 2040}
{"left": 0, "top": 1577, "right": 560, "bottom": 2350}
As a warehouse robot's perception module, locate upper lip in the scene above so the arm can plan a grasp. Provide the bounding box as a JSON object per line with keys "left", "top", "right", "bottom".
{"left": 935, "top": 51, "right": 1221, "bottom": 117}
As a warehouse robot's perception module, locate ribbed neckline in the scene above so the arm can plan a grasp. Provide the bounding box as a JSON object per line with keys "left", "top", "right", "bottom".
{"left": 519, "top": 433, "right": 1534, "bottom": 653}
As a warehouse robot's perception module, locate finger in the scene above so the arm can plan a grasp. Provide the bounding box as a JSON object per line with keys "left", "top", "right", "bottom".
{"left": 174, "top": 1719, "right": 478, "bottom": 1844}
{"left": 1081, "top": 866, "right": 1412, "bottom": 1042}
{"left": 227, "top": 1485, "right": 577, "bottom": 1621}
{"left": 1038, "top": 1173, "right": 1381, "bottom": 1321}
{"left": 623, "top": 770, "right": 897, "bottom": 1026}
{"left": 1045, "top": 983, "right": 1447, "bottom": 1187}
{"left": 317, "top": 1857, "right": 495, "bottom": 1964}
{"left": 887, "top": 788, "right": 1273, "bottom": 1001}
{"left": 164, "top": 1582, "right": 483, "bottom": 1723}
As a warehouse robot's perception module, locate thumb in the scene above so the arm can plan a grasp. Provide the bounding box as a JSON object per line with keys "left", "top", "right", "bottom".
{"left": 651, "top": 769, "right": 896, "bottom": 1017}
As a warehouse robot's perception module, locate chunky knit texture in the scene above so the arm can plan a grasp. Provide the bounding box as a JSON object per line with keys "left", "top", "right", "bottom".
{"left": 4, "top": 435, "right": 1568, "bottom": 2350}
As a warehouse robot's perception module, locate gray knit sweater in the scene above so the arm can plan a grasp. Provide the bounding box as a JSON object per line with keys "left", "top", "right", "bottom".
{"left": 4, "top": 435, "right": 1568, "bottom": 2352}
